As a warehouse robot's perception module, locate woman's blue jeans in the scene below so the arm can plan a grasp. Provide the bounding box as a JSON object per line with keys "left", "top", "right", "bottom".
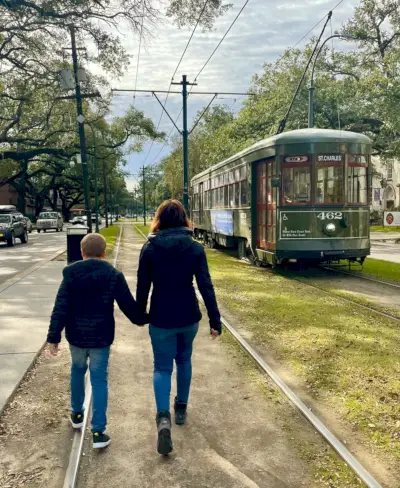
{"left": 149, "top": 323, "right": 199, "bottom": 412}
{"left": 69, "top": 345, "right": 110, "bottom": 433}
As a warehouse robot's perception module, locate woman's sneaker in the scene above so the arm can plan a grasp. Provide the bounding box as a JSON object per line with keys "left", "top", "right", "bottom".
{"left": 70, "top": 412, "right": 84, "bottom": 429}
{"left": 174, "top": 397, "right": 187, "bottom": 425}
{"left": 156, "top": 411, "right": 173, "bottom": 455}
{"left": 93, "top": 432, "right": 111, "bottom": 449}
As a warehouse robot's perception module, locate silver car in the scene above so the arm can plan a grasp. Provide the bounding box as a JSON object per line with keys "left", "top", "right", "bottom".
{"left": 37, "top": 212, "right": 63, "bottom": 233}
{"left": 21, "top": 216, "right": 33, "bottom": 233}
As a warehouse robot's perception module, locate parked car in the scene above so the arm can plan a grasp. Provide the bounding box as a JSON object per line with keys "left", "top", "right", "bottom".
{"left": 0, "top": 212, "right": 28, "bottom": 246}
{"left": 91, "top": 214, "right": 102, "bottom": 226}
{"left": 21, "top": 216, "right": 33, "bottom": 233}
{"left": 36, "top": 212, "right": 63, "bottom": 233}
{"left": 71, "top": 215, "right": 86, "bottom": 225}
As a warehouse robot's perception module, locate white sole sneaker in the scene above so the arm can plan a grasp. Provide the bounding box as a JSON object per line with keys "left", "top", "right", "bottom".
{"left": 93, "top": 438, "right": 111, "bottom": 449}
{"left": 70, "top": 417, "right": 84, "bottom": 429}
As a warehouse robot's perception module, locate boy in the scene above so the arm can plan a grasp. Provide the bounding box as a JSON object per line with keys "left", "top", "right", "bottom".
{"left": 47, "top": 233, "right": 147, "bottom": 448}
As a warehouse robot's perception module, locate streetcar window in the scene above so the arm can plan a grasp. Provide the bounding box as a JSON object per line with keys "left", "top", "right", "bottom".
{"left": 282, "top": 167, "right": 311, "bottom": 205}
{"left": 240, "top": 165, "right": 247, "bottom": 180}
{"left": 234, "top": 183, "right": 240, "bottom": 206}
{"left": 317, "top": 166, "right": 343, "bottom": 204}
{"left": 235, "top": 168, "right": 240, "bottom": 182}
{"left": 229, "top": 171, "right": 235, "bottom": 184}
{"left": 229, "top": 184, "right": 235, "bottom": 207}
{"left": 224, "top": 186, "right": 229, "bottom": 206}
{"left": 241, "top": 181, "right": 248, "bottom": 205}
{"left": 348, "top": 166, "right": 367, "bottom": 204}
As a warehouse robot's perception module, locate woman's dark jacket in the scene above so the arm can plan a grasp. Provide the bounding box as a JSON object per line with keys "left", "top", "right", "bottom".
{"left": 136, "top": 227, "right": 222, "bottom": 333}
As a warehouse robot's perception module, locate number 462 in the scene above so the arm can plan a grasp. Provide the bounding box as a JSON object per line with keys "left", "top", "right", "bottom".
{"left": 317, "top": 212, "right": 343, "bottom": 220}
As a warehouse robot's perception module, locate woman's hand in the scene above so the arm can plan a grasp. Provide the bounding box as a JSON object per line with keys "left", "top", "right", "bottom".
{"left": 210, "top": 329, "right": 220, "bottom": 339}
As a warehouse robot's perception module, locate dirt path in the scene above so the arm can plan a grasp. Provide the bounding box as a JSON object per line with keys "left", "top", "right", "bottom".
{"left": 78, "top": 225, "right": 359, "bottom": 488}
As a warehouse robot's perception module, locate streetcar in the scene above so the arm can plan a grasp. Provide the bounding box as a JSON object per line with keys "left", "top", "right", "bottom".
{"left": 190, "top": 128, "right": 372, "bottom": 266}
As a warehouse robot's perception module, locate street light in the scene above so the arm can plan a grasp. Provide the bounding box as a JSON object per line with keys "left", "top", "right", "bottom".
{"left": 308, "top": 34, "right": 373, "bottom": 128}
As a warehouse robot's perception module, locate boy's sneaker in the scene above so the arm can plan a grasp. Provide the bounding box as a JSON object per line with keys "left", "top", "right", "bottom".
{"left": 93, "top": 432, "right": 111, "bottom": 449}
{"left": 174, "top": 397, "right": 187, "bottom": 425}
{"left": 70, "top": 412, "right": 84, "bottom": 429}
{"left": 156, "top": 411, "right": 173, "bottom": 455}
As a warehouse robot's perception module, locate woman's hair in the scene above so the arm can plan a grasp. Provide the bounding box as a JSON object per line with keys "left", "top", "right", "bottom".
{"left": 150, "top": 199, "right": 191, "bottom": 233}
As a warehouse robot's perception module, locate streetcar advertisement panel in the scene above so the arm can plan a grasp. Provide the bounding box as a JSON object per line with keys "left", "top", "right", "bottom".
{"left": 210, "top": 210, "right": 234, "bottom": 236}
{"left": 279, "top": 209, "right": 369, "bottom": 240}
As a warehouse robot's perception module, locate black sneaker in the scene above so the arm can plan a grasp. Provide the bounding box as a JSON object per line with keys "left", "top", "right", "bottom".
{"left": 70, "top": 412, "right": 84, "bottom": 429}
{"left": 174, "top": 397, "right": 187, "bottom": 425}
{"left": 93, "top": 432, "right": 111, "bottom": 449}
{"left": 156, "top": 411, "right": 173, "bottom": 455}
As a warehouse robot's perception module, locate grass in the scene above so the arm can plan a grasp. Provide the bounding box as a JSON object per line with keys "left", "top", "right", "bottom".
{"left": 358, "top": 257, "right": 400, "bottom": 284}
{"left": 100, "top": 225, "right": 120, "bottom": 256}
{"left": 205, "top": 249, "right": 400, "bottom": 464}
{"left": 371, "top": 226, "right": 400, "bottom": 233}
{"left": 133, "top": 223, "right": 150, "bottom": 237}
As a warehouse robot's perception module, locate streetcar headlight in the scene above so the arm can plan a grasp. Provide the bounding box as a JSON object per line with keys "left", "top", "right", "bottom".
{"left": 324, "top": 222, "right": 336, "bottom": 235}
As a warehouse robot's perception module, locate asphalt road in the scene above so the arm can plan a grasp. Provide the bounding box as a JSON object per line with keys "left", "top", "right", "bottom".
{"left": 0, "top": 228, "right": 66, "bottom": 286}
{"left": 370, "top": 241, "right": 400, "bottom": 264}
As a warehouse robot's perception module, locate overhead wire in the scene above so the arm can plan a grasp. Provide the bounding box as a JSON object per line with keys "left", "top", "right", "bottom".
{"left": 151, "top": 0, "right": 252, "bottom": 166}
{"left": 142, "top": 0, "right": 211, "bottom": 165}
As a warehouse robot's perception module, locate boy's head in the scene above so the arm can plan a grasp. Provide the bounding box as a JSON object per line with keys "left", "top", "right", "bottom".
{"left": 81, "top": 233, "right": 107, "bottom": 260}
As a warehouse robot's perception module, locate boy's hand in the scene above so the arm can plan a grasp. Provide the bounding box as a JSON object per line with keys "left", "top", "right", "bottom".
{"left": 48, "top": 343, "right": 59, "bottom": 356}
{"left": 210, "top": 329, "right": 220, "bottom": 339}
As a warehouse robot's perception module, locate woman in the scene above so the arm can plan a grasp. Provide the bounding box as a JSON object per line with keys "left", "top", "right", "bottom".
{"left": 136, "top": 199, "right": 222, "bottom": 456}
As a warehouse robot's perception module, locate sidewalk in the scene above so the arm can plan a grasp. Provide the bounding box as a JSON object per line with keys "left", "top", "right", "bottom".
{"left": 370, "top": 231, "right": 400, "bottom": 242}
{"left": 0, "top": 260, "right": 64, "bottom": 413}
{"left": 78, "top": 224, "right": 319, "bottom": 488}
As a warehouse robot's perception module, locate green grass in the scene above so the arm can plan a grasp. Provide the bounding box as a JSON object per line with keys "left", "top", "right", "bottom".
{"left": 371, "top": 226, "right": 400, "bottom": 233}
{"left": 133, "top": 223, "right": 150, "bottom": 236}
{"left": 358, "top": 257, "right": 400, "bottom": 284}
{"left": 205, "top": 249, "right": 400, "bottom": 464}
{"left": 100, "top": 225, "right": 120, "bottom": 256}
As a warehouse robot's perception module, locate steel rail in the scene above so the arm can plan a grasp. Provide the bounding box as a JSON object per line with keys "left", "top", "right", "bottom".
{"left": 132, "top": 224, "right": 382, "bottom": 488}
{"left": 63, "top": 225, "right": 123, "bottom": 488}
{"left": 321, "top": 265, "right": 400, "bottom": 290}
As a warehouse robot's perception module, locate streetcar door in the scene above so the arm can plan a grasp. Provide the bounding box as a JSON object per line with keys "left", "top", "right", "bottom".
{"left": 256, "top": 161, "right": 267, "bottom": 248}
{"left": 256, "top": 160, "right": 276, "bottom": 249}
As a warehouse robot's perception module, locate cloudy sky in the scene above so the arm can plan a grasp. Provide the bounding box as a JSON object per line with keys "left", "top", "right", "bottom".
{"left": 110, "top": 0, "right": 361, "bottom": 190}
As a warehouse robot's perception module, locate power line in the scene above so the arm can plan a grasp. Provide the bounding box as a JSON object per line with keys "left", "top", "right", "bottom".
{"left": 193, "top": 0, "right": 251, "bottom": 83}
{"left": 291, "top": 0, "right": 344, "bottom": 50}
{"left": 142, "top": 0, "right": 211, "bottom": 165}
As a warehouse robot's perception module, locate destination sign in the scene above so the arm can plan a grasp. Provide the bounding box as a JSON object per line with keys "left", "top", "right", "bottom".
{"left": 284, "top": 155, "right": 308, "bottom": 163}
{"left": 349, "top": 155, "right": 368, "bottom": 164}
{"left": 318, "top": 154, "right": 343, "bottom": 162}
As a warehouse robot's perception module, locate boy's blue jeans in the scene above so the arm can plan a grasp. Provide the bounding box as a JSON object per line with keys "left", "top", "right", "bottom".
{"left": 149, "top": 323, "right": 199, "bottom": 412}
{"left": 69, "top": 345, "right": 110, "bottom": 433}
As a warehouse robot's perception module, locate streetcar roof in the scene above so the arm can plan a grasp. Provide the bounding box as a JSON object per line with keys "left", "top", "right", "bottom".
{"left": 191, "top": 128, "right": 372, "bottom": 182}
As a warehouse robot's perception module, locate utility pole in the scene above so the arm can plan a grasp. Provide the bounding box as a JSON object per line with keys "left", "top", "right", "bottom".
{"left": 102, "top": 158, "right": 108, "bottom": 228}
{"left": 69, "top": 24, "right": 92, "bottom": 232}
{"left": 142, "top": 165, "right": 147, "bottom": 226}
{"left": 88, "top": 124, "right": 99, "bottom": 232}
{"left": 172, "top": 75, "right": 196, "bottom": 213}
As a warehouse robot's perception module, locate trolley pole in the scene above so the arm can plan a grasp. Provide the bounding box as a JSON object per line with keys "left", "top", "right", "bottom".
{"left": 70, "top": 24, "right": 92, "bottom": 232}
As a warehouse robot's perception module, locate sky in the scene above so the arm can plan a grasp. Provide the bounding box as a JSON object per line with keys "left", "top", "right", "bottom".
{"left": 109, "top": 0, "right": 362, "bottom": 191}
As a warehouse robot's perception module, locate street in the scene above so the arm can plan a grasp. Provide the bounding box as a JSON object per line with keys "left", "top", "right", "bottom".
{"left": 371, "top": 241, "right": 400, "bottom": 264}
{"left": 0, "top": 229, "right": 66, "bottom": 286}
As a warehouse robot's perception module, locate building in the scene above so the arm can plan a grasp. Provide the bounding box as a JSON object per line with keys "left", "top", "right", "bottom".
{"left": 371, "top": 158, "right": 399, "bottom": 214}
{"left": 0, "top": 184, "right": 35, "bottom": 215}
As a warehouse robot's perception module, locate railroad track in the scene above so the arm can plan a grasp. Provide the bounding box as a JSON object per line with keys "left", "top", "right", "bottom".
{"left": 132, "top": 224, "right": 382, "bottom": 488}
{"left": 321, "top": 265, "right": 400, "bottom": 290}
{"left": 63, "top": 225, "right": 123, "bottom": 488}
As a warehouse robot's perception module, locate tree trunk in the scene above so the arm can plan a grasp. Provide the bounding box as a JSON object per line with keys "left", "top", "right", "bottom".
{"left": 16, "top": 160, "right": 28, "bottom": 214}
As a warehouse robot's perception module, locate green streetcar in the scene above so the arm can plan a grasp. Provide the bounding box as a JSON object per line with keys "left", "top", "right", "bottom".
{"left": 190, "top": 128, "right": 372, "bottom": 266}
